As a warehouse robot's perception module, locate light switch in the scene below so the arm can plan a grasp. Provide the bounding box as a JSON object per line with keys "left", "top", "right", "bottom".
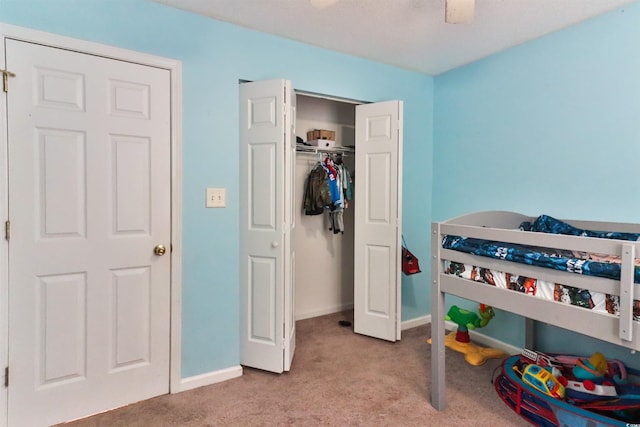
{"left": 206, "top": 187, "right": 226, "bottom": 208}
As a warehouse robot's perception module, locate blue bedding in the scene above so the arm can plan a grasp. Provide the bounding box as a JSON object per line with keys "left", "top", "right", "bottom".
{"left": 521, "top": 215, "right": 640, "bottom": 241}
{"left": 442, "top": 215, "right": 640, "bottom": 283}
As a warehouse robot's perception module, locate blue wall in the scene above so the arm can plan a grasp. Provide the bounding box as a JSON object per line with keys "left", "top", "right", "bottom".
{"left": 434, "top": 3, "right": 640, "bottom": 363}
{"left": 0, "top": 0, "right": 433, "bottom": 377}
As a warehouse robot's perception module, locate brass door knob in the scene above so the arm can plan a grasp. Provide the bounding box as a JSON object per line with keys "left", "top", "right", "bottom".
{"left": 154, "top": 244, "right": 167, "bottom": 256}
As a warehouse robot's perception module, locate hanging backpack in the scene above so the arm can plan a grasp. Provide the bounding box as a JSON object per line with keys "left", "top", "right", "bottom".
{"left": 402, "top": 236, "right": 421, "bottom": 275}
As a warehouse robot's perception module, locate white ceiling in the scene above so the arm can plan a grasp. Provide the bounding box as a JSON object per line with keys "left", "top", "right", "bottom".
{"left": 155, "top": 0, "right": 636, "bottom": 75}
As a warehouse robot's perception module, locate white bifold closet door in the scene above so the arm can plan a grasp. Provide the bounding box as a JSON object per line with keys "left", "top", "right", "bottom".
{"left": 353, "top": 101, "right": 403, "bottom": 342}
{"left": 239, "top": 79, "right": 402, "bottom": 374}
{"left": 239, "top": 79, "right": 296, "bottom": 373}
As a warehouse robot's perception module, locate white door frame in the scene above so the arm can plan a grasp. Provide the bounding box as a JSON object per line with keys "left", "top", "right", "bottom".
{"left": 0, "top": 23, "right": 183, "bottom": 427}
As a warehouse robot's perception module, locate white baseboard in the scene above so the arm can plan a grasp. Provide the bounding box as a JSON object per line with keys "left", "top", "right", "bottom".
{"left": 174, "top": 365, "right": 243, "bottom": 393}
{"left": 406, "top": 314, "right": 520, "bottom": 356}
{"left": 295, "top": 303, "right": 354, "bottom": 321}
{"left": 401, "top": 315, "right": 431, "bottom": 330}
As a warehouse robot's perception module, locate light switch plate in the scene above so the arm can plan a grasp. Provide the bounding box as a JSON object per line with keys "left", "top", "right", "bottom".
{"left": 206, "top": 187, "right": 226, "bottom": 208}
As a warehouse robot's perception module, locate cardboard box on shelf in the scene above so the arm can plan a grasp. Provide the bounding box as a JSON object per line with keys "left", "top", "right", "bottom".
{"left": 306, "top": 129, "right": 335, "bottom": 141}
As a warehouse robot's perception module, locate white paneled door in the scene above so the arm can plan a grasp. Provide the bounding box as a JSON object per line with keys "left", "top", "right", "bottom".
{"left": 6, "top": 39, "right": 171, "bottom": 427}
{"left": 239, "top": 79, "right": 296, "bottom": 373}
{"left": 354, "top": 101, "right": 403, "bottom": 342}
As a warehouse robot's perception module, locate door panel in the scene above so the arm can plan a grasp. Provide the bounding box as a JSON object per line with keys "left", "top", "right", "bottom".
{"left": 112, "top": 135, "right": 151, "bottom": 234}
{"left": 240, "top": 79, "right": 295, "bottom": 373}
{"left": 38, "top": 273, "right": 87, "bottom": 386}
{"left": 7, "top": 39, "right": 171, "bottom": 427}
{"left": 111, "top": 267, "right": 151, "bottom": 370}
{"left": 354, "top": 101, "right": 403, "bottom": 342}
{"left": 38, "top": 129, "right": 86, "bottom": 237}
{"left": 249, "top": 256, "right": 277, "bottom": 343}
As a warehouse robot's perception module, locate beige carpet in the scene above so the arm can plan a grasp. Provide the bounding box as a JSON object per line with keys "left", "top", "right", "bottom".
{"left": 59, "top": 311, "right": 529, "bottom": 426}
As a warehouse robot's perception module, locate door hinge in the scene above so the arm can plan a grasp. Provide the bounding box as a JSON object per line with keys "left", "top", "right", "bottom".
{"left": 4, "top": 220, "right": 9, "bottom": 240}
{"left": 4, "top": 366, "right": 8, "bottom": 387}
{"left": 0, "top": 69, "right": 16, "bottom": 93}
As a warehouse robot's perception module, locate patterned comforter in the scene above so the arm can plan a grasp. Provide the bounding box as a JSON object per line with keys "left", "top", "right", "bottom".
{"left": 442, "top": 214, "right": 640, "bottom": 282}
{"left": 442, "top": 215, "right": 640, "bottom": 319}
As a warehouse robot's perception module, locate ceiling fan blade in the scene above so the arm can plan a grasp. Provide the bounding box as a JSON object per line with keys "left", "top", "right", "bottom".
{"left": 445, "top": 0, "right": 475, "bottom": 24}
{"left": 310, "top": 0, "right": 340, "bottom": 10}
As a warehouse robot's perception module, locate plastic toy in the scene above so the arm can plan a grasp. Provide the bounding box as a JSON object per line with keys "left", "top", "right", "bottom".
{"left": 553, "top": 352, "right": 627, "bottom": 385}
{"left": 517, "top": 363, "right": 566, "bottom": 400}
{"left": 563, "top": 352, "right": 620, "bottom": 403}
{"left": 428, "top": 304, "right": 507, "bottom": 366}
{"left": 521, "top": 348, "right": 563, "bottom": 378}
{"left": 519, "top": 349, "right": 620, "bottom": 403}
{"left": 573, "top": 352, "right": 607, "bottom": 380}
{"left": 445, "top": 304, "right": 494, "bottom": 341}
{"left": 564, "top": 379, "right": 618, "bottom": 403}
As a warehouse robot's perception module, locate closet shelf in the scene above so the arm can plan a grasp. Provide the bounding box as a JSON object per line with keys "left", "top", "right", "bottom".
{"left": 295, "top": 144, "right": 355, "bottom": 155}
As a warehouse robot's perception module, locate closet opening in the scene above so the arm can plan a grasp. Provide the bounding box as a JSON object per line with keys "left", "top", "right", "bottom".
{"left": 294, "top": 93, "right": 360, "bottom": 324}
{"left": 240, "top": 79, "right": 403, "bottom": 373}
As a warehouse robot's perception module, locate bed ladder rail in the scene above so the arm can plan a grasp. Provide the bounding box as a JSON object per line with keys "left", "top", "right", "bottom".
{"left": 620, "top": 243, "right": 635, "bottom": 342}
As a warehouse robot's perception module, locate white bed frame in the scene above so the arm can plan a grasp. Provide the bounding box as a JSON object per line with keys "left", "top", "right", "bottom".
{"left": 430, "top": 211, "right": 640, "bottom": 410}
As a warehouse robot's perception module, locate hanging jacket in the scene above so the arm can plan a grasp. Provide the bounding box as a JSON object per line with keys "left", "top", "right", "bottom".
{"left": 342, "top": 166, "right": 353, "bottom": 202}
{"left": 324, "top": 160, "right": 341, "bottom": 207}
{"left": 303, "top": 163, "right": 331, "bottom": 215}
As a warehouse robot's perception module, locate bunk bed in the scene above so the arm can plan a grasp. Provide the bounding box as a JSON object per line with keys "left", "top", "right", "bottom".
{"left": 430, "top": 211, "right": 640, "bottom": 410}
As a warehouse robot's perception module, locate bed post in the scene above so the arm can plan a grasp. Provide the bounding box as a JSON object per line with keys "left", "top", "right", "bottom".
{"left": 619, "top": 243, "right": 635, "bottom": 342}
{"left": 431, "top": 222, "right": 446, "bottom": 410}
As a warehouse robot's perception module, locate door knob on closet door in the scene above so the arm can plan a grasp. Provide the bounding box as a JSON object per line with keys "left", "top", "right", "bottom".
{"left": 154, "top": 244, "right": 167, "bottom": 256}
{"left": 271, "top": 241, "right": 279, "bottom": 248}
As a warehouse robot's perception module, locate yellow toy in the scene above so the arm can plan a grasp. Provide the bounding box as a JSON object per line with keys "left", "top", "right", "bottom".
{"left": 428, "top": 304, "right": 507, "bottom": 366}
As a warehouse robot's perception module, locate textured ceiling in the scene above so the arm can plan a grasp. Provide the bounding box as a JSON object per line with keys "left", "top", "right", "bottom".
{"left": 155, "top": 0, "right": 636, "bottom": 75}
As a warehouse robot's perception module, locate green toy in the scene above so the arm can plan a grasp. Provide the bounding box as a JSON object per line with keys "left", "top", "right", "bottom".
{"left": 445, "top": 304, "right": 495, "bottom": 339}
{"left": 428, "top": 304, "right": 506, "bottom": 366}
